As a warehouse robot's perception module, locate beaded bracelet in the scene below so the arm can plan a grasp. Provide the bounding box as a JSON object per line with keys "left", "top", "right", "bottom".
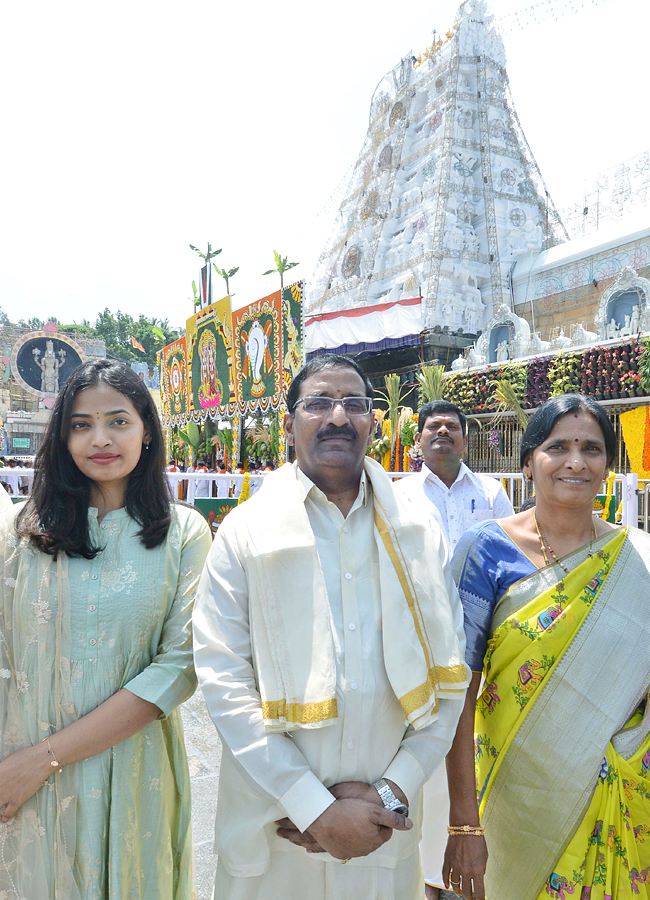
{"left": 447, "top": 825, "right": 485, "bottom": 836}
{"left": 41, "top": 736, "right": 63, "bottom": 773}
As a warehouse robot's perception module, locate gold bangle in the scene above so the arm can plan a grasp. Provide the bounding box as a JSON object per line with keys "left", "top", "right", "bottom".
{"left": 447, "top": 825, "right": 485, "bottom": 836}
{"left": 41, "top": 736, "right": 63, "bottom": 773}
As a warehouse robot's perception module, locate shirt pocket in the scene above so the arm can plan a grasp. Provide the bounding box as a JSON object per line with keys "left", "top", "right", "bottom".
{"left": 464, "top": 507, "right": 493, "bottom": 528}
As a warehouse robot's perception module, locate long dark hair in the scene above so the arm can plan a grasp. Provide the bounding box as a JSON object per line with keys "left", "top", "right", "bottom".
{"left": 17, "top": 358, "right": 173, "bottom": 558}
{"left": 520, "top": 394, "right": 616, "bottom": 469}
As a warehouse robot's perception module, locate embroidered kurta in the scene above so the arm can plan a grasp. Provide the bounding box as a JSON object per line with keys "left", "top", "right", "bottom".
{"left": 193, "top": 467, "right": 466, "bottom": 899}
{"left": 0, "top": 503, "right": 211, "bottom": 900}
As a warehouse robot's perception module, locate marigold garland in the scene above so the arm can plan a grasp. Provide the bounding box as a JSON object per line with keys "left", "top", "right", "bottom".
{"left": 238, "top": 472, "right": 251, "bottom": 504}
{"left": 620, "top": 407, "right": 650, "bottom": 479}
{"left": 381, "top": 419, "right": 391, "bottom": 472}
{"left": 600, "top": 470, "right": 616, "bottom": 522}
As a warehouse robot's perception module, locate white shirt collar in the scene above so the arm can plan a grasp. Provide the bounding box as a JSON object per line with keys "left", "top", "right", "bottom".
{"left": 421, "top": 460, "right": 473, "bottom": 490}
{"left": 295, "top": 463, "right": 369, "bottom": 508}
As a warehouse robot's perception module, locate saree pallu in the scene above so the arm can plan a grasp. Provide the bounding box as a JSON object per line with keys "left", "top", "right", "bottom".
{"left": 476, "top": 527, "right": 650, "bottom": 900}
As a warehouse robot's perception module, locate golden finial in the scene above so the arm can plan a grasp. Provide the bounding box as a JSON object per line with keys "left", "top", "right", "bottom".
{"left": 445, "top": 30, "right": 453, "bottom": 39}
{"left": 437, "top": 37, "right": 443, "bottom": 48}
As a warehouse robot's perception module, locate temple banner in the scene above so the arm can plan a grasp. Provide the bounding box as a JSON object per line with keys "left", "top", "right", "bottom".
{"left": 281, "top": 281, "right": 303, "bottom": 391}
{"left": 194, "top": 498, "right": 238, "bottom": 538}
{"left": 161, "top": 337, "right": 189, "bottom": 425}
{"left": 186, "top": 295, "right": 234, "bottom": 419}
{"left": 232, "top": 290, "right": 283, "bottom": 413}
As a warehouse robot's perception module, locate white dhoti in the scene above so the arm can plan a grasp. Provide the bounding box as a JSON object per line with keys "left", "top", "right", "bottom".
{"left": 213, "top": 846, "right": 426, "bottom": 900}
{"left": 420, "top": 762, "right": 450, "bottom": 888}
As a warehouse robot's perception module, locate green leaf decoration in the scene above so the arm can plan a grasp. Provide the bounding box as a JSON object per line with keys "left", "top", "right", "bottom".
{"left": 187, "top": 421, "right": 201, "bottom": 449}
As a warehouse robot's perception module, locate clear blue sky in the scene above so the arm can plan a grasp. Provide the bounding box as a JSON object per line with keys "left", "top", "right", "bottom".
{"left": 0, "top": 0, "right": 645, "bottom": 329}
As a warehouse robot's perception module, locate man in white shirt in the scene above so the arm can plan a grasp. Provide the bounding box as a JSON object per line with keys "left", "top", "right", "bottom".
{"left": 193, "top": 459, "right": 211, "bottom": 498}
{"left": 395, "top": 400, "right": 513, "bottom": 899}
{"left": 193, "top": 355, "right": 469, "bottom": 900}
{"left": 396, "top": 400, "right": 514, "bottom": 553}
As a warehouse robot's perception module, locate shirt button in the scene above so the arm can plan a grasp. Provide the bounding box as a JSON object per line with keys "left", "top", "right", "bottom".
{"left": 101, "top": 524, "right": 108, "bottom": 530}
{"left": 89, "top": 638, "right": 97, "bottom": 646}
{"left": 346, "top": 741, "right": 354, "bottom": 750}
{"left": 91, "top": 574, "right": 98, "bottom": 580}
{"left": 89, "top": 605, "right": 96, "bottom": 612}
{"left": 343, "top": 526, "right": 349, "bottom": 534}
{"left": 348, "top": 623, "right": 356, "bottom": 631}
{"left": 350, "top": 681, "right": 358, "bottom": 690}
{"left": 345, "top": 572, "right": 352, "bottom": 580}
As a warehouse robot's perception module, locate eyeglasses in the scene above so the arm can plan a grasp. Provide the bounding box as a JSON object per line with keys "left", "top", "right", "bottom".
{"left": 293, "top": 396, "right": 373, "bottom": 416}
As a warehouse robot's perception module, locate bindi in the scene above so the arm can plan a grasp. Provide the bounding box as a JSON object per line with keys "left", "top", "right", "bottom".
{"left": 574, "top": 414, "right": 579, "bottom": 418}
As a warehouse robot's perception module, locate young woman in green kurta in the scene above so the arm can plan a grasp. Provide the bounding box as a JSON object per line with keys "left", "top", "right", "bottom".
{"left": 0, "top": 358, "right": 211, "bottom": 899}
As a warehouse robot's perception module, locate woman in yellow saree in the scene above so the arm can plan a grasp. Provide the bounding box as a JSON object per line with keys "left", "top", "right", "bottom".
{"left": 442, "top": 395, "right": 650, "bottom": 900}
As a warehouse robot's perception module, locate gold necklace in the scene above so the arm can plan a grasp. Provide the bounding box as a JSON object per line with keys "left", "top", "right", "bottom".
{"left": 534, "top": 511, "right": 596, "bottom": 573}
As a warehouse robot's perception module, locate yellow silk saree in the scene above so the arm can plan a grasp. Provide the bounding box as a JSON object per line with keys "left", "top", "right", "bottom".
{"left": 476, "top": 527, "right": 650, "bottom": 900}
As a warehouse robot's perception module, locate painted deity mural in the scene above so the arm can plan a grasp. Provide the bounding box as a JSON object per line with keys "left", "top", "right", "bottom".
{"left": 161, "top": 337, "right": 188, "bottom": 424}
{"left": 10, "top": 331, "right": 86, "bottom": 398}
{"left": 232, "top": 291, "right": 283, "bottom": 412}
{"left": 160, "top": 280, "right": 303, "bottom": 421}
{"left": 282, "top": 282, "right": 303, "bottom": 391}
{"left": 186, "top": 295, "right": 234, "bottom": 416}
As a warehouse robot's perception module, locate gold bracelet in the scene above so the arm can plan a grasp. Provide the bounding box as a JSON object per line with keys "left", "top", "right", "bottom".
{"left": 41, "top": 736, "right": 63, "bottom": 774}
{"left": 447, "top": 825, "right": 485, "bottom": 836}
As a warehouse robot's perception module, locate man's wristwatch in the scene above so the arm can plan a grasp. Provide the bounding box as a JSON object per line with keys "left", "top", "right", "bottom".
{"left": 372, "top": 778, "right": 409, "bottom": 816}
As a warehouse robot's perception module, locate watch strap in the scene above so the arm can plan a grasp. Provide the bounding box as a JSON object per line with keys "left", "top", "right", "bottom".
{"left": 372, "top": 778, "right": 409, "bottom": 816}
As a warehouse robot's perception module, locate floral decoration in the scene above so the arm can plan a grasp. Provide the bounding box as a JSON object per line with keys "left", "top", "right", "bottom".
{"left": 526, "top": 357, "right": 552, "bottom": 407}
{"left": 548, "top": 353, "right": 581, "bottom": 396}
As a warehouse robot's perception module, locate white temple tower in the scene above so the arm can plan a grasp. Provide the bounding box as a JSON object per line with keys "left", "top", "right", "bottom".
{"left": 307, "top": 0, "right": 568, "bottom": 364}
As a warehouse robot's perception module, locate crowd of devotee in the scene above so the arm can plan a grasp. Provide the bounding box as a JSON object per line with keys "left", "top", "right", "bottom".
{"left": 0, "top": 352, "right": 648, "bottom": 900}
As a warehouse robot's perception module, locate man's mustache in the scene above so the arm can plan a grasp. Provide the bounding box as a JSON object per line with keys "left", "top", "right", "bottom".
{"left": 316, "top": 425, "right": 358, "bottom": 442}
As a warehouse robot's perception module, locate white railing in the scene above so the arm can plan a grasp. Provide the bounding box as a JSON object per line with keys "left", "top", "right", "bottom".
{"left": 165, "top": 471, "right": 266, "bottom": 504}
{"left": 7, "top": 468, "right": 644, "bottom": 528}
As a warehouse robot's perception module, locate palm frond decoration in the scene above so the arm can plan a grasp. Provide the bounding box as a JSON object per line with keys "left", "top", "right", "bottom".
{"left": 493, "top": 379, "right": 528, "bottom": 431}
{"left": 212, "top": 427, "right": 233, "bottom": 454}
{"left": 416, "top": 364, "right": 446, "bottom": 404}
{"left": 375, "top": 374, "right": 410, "bottom": 470}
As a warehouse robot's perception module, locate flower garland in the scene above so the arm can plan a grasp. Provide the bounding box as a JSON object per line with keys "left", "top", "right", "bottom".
{"left": 381, "top": 418, "right": 391, "bottom": 472}
{"left": 237, "top": 472, "right": 251, "bottom": 504}
{"left": 619, "top": 407, "right": 650, "bottom": 479}
{"left": 600, "top": 470, "right": 616, "bottom": 522}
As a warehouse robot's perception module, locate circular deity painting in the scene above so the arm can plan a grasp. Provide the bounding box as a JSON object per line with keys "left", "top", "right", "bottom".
{"left": 11, "top": 332, "right": 86, "bottom": 397}
{"left": 361, "top": 190, "right": 379, "bottom": 219}
{"left": 389, "top": 102, "right": 405, "bottom": 127}
{"left": 341, "top": 246, "right": 361, "bottom": 279}
{"left": 435, "top": 76, "right": 446, "bottom": 93}
{"left": 378, "top": 144, "right": 393, "bottom": 168}
{"left": 429, "top": 111, "right": 442, "bottom": 131}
